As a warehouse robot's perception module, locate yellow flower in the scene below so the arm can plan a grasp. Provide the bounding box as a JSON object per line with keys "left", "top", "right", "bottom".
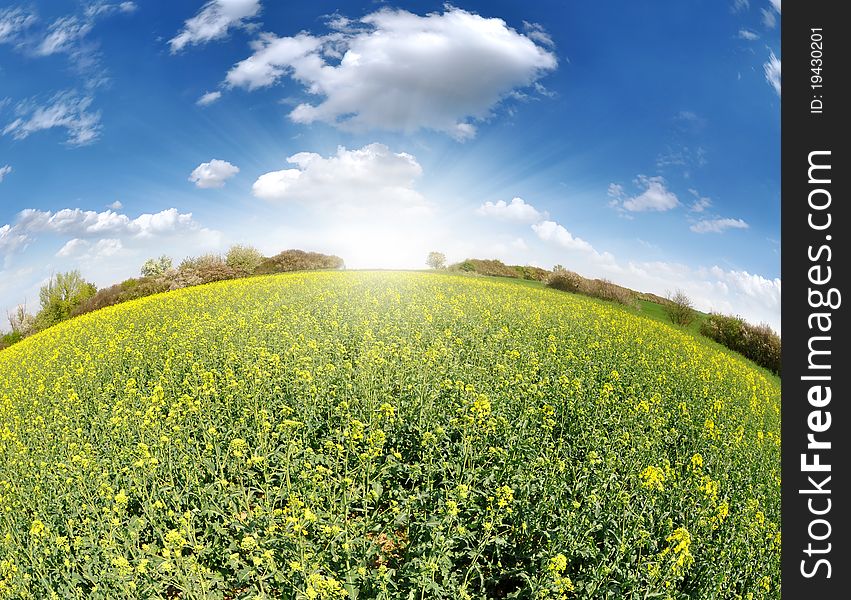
{"left": 641, "top": 465, "right": 666, "bottom": 491}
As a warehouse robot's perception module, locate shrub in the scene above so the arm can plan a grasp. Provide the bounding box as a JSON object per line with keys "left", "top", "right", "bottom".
{"left": 226, "top": 245, "right": 264, "bottom": 275}
{"left": 448, "top": 258, "right": 550, "bottom": 281}
{"left": 254, "top": 249, "right": 345, "bottom": 274}
{"left": 172, "top": 254, "right": 238, "bottom": 288}
{"left": 141, "top": 255, "right": 173, "bottom": 278}
{"left": 547, "top": 269, "right": 583, "bottom": 292}
{"left": 512, "top": 265, "right": 551, "bottom": 281}
{"left": 700, "top": 313, "right": 781, "bottom": 374}
{"left": 664, "top": 289, "right": 697, "bottom": 326}
{"left": 426, "top": 251, "right": 446, "bottom": 270}
{"left": 583, "top": 278, "right": 637, "bottom": 306}
{"left": 72, "top": 277, "right": 172, "bottom": 317}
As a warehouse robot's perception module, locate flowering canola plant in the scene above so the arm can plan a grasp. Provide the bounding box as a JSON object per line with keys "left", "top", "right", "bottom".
{"left": 0, "top": 272, "right": 780, "bottom": 599}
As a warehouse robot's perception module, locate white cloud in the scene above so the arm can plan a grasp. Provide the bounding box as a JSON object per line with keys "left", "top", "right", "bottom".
{"left": 0, "top": 224, "right": 29, "bottom": 256}
{"left": 764, "top": 52, "right": 781, "bottom": 96}
{"left": 0, "top": 165, "right": 11, "bottom": 182}
{"left": 169, "top": 0, "right": 261, "bottom": 53}
{"left": 56, "top": 238, "right": 90, "bottom": 257}
{"left": 690, "top": 217, "right": 750, "bottom": 233}
{"left": 252, "top": 143, "right": 430, "bottom": 214}
{"left": 56, "top": 239, "right": 121, "bottom": 262}
{"left": 761, "top": 8, "right": 777, "bottom": 28}
{"left": 477, "top": 197, "right": 544, "bottom": 222}
{"left": 119, "top": 2, "right": 138, "bottom": 13}
{"left": 0, "top": 7, "right": 37, "bottom": 44}
{"left": 3, "top": 92, "right": 101, "bottom": 146}
{"left": 618, "top": 175, "right": 679, "bottom": 212}
{"left": 769, "top": 0, "right": 781, "bottom": 12}
{"left": 522, "top": 21, "right": 554, "bottom": 48}
{"left": 732, "top": 0, "right": 750, "bottom": 12}
{"left": 738, "top": 29, "right": 759, "bottom": 40}
{"left": 532, "top": 220, "right": 594, "bottom": 253}
{"left": 225, "top": 7, "right": 557, "bottom": 139}
{"left": 197, "top": 90, "right": 222, "bottom": 106}
{"left": 189, "top": 159, "right": 239, "bottom": 188}
{"left": 687, "top": 188, "right": 712, "bottom": 213}
{"left": 11, "top": 207, "right": 200, "bottom": 239}
{"left": 607, "top": 183, "right": 624, "bottom": 198}
{"left": 36, "top": 16, "right": 93, "bottom": 56}
{"left": 108, "top": 200, "right": 123, "bottom": 209}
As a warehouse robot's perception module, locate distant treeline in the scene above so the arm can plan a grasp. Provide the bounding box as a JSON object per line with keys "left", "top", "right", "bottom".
{"left": 0, "top": 248, "right": 343, "bottom": 351}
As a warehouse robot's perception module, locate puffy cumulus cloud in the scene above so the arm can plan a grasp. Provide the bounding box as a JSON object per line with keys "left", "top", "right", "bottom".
{"left": 56, "top": 238, "right": 89, "bottom": 257}
{"left": 612, "top": 175, "right": 679, "bottom": 212}
{"left": 108, "top": 200, "right": 123, "bottom": 209}
{"left": 225, "top": 7, "right": 557, "bottom": 139}
{"left": 690, "top": 217, "right": 749, "bottom": 234}
{"left": 189, "top": 159, "right": 239, "bottom": 188}
{"left": 252, "top": 143, "right": 431, "bottom": 215}
{"left": 532, "top": 220, "right": 593, "bottom": 253}
{"left": 169, "top": 0, "right": 261, "bottom": 53}
{"left": 197, "top": 90, "right": 222, "bottom": 106}
{"left": 3, "top": 91, "right": 101, "bottom": 146}
{"left": 56, "top": 237, "right": 123, "bottom": 258}
{"left": 764, "top": 52, "right": 781, "bottom": 96}
{"left": 476, "top": 197, "right": 544, "bottom": 222}
{"left": 5, "top": 207, "right": 202, "bottom": 245}
{"left": 0, "top": 165, "right": 11, "bottom": 182}
{"left": 0, "top": 7, "right": 37, "bottom": 44}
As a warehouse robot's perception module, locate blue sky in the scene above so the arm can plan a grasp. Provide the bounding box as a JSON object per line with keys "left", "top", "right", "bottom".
{"left": 0, "top": 0, "right": 781, "bottom": 330}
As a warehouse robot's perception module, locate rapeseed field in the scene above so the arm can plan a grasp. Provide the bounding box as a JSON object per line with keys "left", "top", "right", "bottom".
{"left": 0, "top": 272, "right": 780, "bottom": 599}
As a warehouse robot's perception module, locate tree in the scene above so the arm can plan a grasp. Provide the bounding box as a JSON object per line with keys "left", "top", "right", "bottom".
{"left": 664, "top": 289, "right": 696, "bottom": 326}
{"left": 7, "top": 302, "right": 35, "bottom": 336}
{"left": 34, "top": 270, "right": 97, "bottom": 329}
{"left": 426, "top": 251, "right": 446, "bottom": 270}
{"left": 226, "top": 244, "right": 263, "bottom": 275}
{"left": 141, "top": 255, "right": 173, "bottom": 278}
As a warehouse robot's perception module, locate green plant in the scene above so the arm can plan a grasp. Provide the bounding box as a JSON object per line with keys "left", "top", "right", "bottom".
{"left": 664, "top": 289, "right": 697, "bottom": 326}
{"left": 226, "top": 245, "right": 264, "bottom": 275}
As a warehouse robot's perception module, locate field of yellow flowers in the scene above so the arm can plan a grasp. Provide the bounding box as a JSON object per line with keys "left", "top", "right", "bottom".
{"left": 0, "top": 272, "right": 780, "bottom": 599}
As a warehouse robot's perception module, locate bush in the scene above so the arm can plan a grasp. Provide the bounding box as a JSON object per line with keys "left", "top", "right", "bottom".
{"left": 700, "top": 313, "right": 781, "bottom": 374}
{"left": 448, "top": 258, "right": 549, "bottom": 281}
{"left": 172, "top": 254, "right": 238, "bottom": 288}
{"left": 547, "top": 270, "right": 636, "bottom": 307}
{"left": 226, "top": 245, "right": 264, "bottom": 275}
{"left": 512, "top": 265, "right": 551, "bottom": 281}
{"left": 72, "top": 277, "right": 172, "bottom": 317}
{"left": 547, "top": 269, "right": 583, "bottom": 292}
{"left": 141, "top": 255, "right": 173, "bottom": 278}
{"left": 254, "top": 250, "right": 345, "bottom": 274}
{"left": 664, "top": 289, "right": 697, "bottom": 326}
